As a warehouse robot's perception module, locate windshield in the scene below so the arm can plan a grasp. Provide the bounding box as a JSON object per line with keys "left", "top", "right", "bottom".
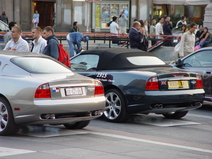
{"left": 11, "top": 57, "right": 73, "bottom": 74}
{"left": 127, "top": 56, "right": 166, "bottom": 66}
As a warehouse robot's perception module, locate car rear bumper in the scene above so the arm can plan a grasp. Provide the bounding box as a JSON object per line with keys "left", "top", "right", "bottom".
{"left": 13, "top": 96, "right": 105, "bottom": 125}
{"left": 127, "top": 89, "right": 205, "bottom": 113}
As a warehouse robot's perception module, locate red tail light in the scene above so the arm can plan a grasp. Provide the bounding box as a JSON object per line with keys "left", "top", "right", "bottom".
{"left": 34, "top": 83, "right": 51, "bottom": 98}
{"left": 94, "top": 80, "right": 104, "bottom": 95}
{"left": 146, "top": 76, "right": 159, "bottom": 90}
{"left": 196, "top": 75, "right": 203, "bottom": 88}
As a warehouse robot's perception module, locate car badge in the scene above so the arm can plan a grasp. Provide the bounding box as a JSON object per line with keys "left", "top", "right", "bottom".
{"left": 191, "top": 80, "right": 196, "bottom": 84}
{"left": 52, "top": 87, "right": 60, "bottom": 92}
{"left": 161, "top": 81, "right": 166, "bottom": 85}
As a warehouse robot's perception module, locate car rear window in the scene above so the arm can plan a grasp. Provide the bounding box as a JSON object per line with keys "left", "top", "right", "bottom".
{"left": 126, "top": 56, "right": 166, "bottom": 66}
{"left": 11, "top": 57, "right": 72, "bottom": 74}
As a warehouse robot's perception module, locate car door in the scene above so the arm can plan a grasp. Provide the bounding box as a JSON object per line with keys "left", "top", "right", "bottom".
{"left": 180, "top": 49, "right": 212, "bottom": 98}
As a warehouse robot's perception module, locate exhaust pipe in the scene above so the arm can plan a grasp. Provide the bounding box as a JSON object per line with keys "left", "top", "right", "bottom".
{"left": 151, "top": 104, "right": 163, "bottom": 109}
{"left": 192, "top": 102, "right": 202, "bottom": 107}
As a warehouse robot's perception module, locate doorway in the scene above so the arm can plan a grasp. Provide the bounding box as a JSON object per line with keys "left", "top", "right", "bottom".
{"left": 33, "top": 1, "right": 55, "bottom": 28}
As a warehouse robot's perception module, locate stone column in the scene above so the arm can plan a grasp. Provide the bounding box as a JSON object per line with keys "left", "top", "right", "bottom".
{"left": 204, "top": 0, "right": 212, "bottom": 33}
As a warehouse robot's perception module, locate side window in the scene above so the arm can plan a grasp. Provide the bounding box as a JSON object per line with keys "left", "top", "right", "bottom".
{"left": 71, "top": 54, "right": 99, "bottom": 71}
{"left": 183, "top": 50, "right": 212, "bottom": 67}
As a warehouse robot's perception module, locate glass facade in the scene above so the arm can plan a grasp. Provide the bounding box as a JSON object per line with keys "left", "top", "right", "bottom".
{"left": 92, "top": 1, "right": 130, "bottom": 31}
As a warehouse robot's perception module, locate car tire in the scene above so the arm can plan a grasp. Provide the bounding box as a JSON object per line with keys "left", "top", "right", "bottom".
{"left": 103, "top": 89, "right": 129, "bottom": 122}
{"left": 0, "top": 97, "right": 20, "bottom": 136}
{"left": 162, "top": 111, "right": 188, "bottom": 119}
{"left": 63, "top": 120, "right": 90, "bottom": 129}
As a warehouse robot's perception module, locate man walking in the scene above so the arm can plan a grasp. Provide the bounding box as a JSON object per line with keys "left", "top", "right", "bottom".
{"left": 42, "top": 26, "right": 59, "bottom": 60}
{"left": 31, "top": 27, "right": 47, "bottom": 54}
{"left": 4, "top": 25, "right": 29, "bottom": 52}
{"left": 179, "top": 23, "right": 197, "bottom": 57}
{"left": 66, "top": 32, "right": 89, "bottom": 57}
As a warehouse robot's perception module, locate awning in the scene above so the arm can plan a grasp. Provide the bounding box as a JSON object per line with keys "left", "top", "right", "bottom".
{"left": 153, "top": 0, "right": 211, "bottom": 5}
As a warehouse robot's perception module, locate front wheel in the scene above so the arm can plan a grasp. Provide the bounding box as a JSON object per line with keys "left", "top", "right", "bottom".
{"left": 0, "top": 97, "right": 20, "bottom": 136}
{"left": 63, "top": 120, "right": 90, "bottom": 129}
{"left": 163, "top": 111, "right": 188, "bottom": 119}
{"left": 103, "top": 89, "right": 129, "bottom": 122}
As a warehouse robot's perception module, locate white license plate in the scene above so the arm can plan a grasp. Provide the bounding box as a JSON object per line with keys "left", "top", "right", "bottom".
{"left": 65, "top": 87, "right": 83, "bottom": 96}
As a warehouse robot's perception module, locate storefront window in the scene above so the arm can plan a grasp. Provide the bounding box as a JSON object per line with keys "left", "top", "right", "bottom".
{"left": 93, "top": 1, "right": 129, "bottom": 30}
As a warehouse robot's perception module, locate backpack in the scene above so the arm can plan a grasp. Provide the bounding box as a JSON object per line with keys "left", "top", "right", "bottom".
{"left": 107, "top": 21, "right": 112, "bottom": 27}
{"left": 58, "top": 44, "right": 71, "bottom": 67}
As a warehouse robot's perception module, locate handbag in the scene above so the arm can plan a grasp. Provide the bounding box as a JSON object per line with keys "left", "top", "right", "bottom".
{"left": 32, "top": 18, "right": 38, "bottom": 23}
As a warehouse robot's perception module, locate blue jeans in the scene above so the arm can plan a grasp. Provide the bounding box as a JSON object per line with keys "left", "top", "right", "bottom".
{"left": 196, "top": 40, "right": 210, "bottom": 48}
{"left": 67, "top": 40, "right": 75, "bottom": 57}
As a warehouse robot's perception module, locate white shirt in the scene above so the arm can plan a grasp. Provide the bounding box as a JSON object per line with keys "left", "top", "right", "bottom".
{"left": 110, "top": 22, "right": 119, "bottom": 34}
{"left": 155, "top": 22, "right": 163, "bottom": 36}
{"left": 4, "top": 36, "right": 29, "bottom": 52}
{"left": 31, "top": 36, "right": 47, "bottom": 54}
{"left": 179, "top": 31, "right": 195, "bottom": 56}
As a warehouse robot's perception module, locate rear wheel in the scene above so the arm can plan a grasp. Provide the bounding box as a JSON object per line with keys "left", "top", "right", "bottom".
{"left": 0, "top": 97, "right": 20, "bottom": 136}
{"left": 63, "top": 120, "right": 90, "bottom": 129}
{"left": 163, "top": 111, "right": 188, "bottom": 119}
{"left": 103, "top": 89, "right": 129, "bottom": 122}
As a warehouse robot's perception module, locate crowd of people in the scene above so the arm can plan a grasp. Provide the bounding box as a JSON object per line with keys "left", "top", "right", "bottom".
{"left": 1, "top": 9, "right": 89, "bottom": 62}
{"left": 1, "top": 10, "right": 211, "bottom": 61}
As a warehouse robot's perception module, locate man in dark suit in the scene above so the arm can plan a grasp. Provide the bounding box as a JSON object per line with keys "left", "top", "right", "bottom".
{"left": 163, "top": 16, "right": 173, "bottom": 46}
{"left": 129, "top": 21, "right": 147, "bottom": 51}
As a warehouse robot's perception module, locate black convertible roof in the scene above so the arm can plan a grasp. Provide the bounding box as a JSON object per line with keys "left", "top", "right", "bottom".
{"left": 80, "top": 48, "right": 166, "bottom": 70}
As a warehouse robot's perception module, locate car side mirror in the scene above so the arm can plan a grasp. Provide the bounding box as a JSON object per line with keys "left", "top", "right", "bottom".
{"left": 175, "top": 59, "right": 183, "bottom": 67}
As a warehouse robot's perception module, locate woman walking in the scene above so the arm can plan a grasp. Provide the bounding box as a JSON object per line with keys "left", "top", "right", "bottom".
{"left": 32, "top": 10, "right": 40, "bottom": 27}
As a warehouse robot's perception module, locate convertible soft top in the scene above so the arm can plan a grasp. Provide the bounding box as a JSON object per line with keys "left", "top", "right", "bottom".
{"left": 80, "top": 48, "right": 167, "bottom": 70}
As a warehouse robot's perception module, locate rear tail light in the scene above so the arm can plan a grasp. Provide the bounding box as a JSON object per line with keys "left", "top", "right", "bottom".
{"left": 146, "top": 76, "right": 159, "bottom": 90}
{"left": 34, "top": 83, "right": 51, "bottom": 98}
{"left": 196, "top": 75, "right": 203, "bottom": 88}
{"left": 94, "top": 80, "right": 104, "bottom": 95}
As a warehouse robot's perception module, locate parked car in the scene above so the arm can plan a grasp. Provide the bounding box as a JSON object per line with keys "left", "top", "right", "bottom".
{"left": 0, "top": 51, "right": 105, "bottom": 136}
{"left": 170, "top": 47, "right": 212, "bottom": 104}
{"left": 0, "top": 20, "right": 9, "bottom": 43}
{"left": 70, "top": 48, "right": 205, "bottom": 122}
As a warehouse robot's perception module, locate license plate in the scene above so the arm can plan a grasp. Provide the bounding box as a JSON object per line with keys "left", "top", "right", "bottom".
{"left": 168, "top": 81, "right": 189, "bottom": 89}
{"left": 65, "top": 87, "right": 83, "bottom": 96}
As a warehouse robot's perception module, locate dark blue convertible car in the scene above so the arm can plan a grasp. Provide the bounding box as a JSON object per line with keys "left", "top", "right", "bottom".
{"left": 71, "top": 48, "right": 204, "bottom": 122}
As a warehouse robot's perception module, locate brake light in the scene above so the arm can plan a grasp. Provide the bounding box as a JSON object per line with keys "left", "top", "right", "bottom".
{"left": 34, "top": 83, "right": 51, "bottom": 98}
{"left": 146, "top": 76, "right": 159, "bottom": 90}
{"left": 196, "top": 75, "right": 203, "bottom": 88}
{"left": 94, "top": 80, "right": 104, "bottom": 95}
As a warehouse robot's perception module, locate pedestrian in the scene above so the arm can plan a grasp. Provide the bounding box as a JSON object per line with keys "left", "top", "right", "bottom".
{"left": 119, "top": 12, "right": 128, "bottom": 34}
{"left": 66, "top": 32, "right": 89, "bottom": 57}
{"left": 3, "top": 25, "right": 29, "bottom": 52}
{"left": 70, "top": 21, "right": 79, "bottom": 32}
{"left": 31, "top": 27, "right": 47, "bottom": 54}
{"left": 195, "top": 27, "right": 211, "bottom": 48}
{"left": 32, "top": 10, "right": 40, "bottom": 27}
{"left": 195, "top": 24, "right": 203, "bottom": 42}
{"left": 155, "top": 17, "right": 164, "bottom": 39}
{"left": 149, "top": 19, "right": 157, "bottom": 45}
{"left": 176, "top": 16, "right": 187, "bottom": 28}
{"left": 110, "top": 16, "right": 120, "bottom": 34}
{"left": 129, "top": 21, "right": 147, "bottom": 51}
{"left": 144, "top": 20, "right": 149, "bottom": 36}
{"left": 139, "top": 20, "right": 148, "bottom": 36}
{"left": 179, "top": 23, "right": 197, "bottom": 57}
{"left": 0, "top": 11, "right": 8, "bottom": 24}
{"left": 42, "top": 26, "right": 59, "bottom": 60}
{"left": 173, "top": 24, "right": 188, "bottom": 60}
{"left": 110, "top": 16, "right": 120, "bottom": 44}
{"left": 163, "top": 16, "right": 173, "bottom": 46}
{"left": 3, "top": 21, "right": 17, "bottom": 45}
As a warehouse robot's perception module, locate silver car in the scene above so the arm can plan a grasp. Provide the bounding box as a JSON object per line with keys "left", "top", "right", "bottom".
{"left": 0, "top": 51, "right": 105, "bottom": 136}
